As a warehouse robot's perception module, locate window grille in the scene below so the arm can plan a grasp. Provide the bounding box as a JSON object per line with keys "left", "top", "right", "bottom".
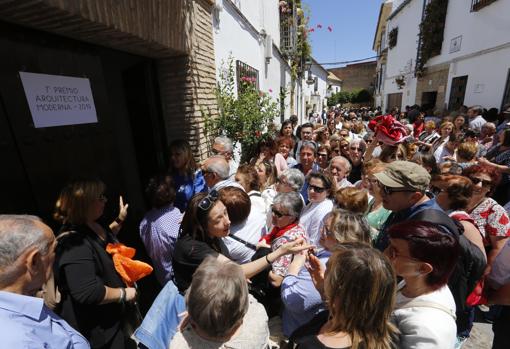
{"left": 471, "top": 0, "right": 498, "bottom": 11}
{"left": 236, "top": 60, "right": 259, "bottom": 92}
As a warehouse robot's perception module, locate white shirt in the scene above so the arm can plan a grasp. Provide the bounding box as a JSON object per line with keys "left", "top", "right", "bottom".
{"left": 299, "top": 199, "right": 334, "bottom": 245}
{"left": 392, "top": 282, "right": 457, "bottom": 349}
{"left": 221, "top": 200, "right": 267, "bottom": 264}
{"left": 210, "top": 178, "right": 244, "bottom": 192}
{"left": 469, "top": 115, "right": 487, "bottom": 132}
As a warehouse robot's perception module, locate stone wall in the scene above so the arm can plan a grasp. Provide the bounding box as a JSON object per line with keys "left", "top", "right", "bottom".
{"left": 0, "top": 0, "right": 218, "bottom": 159}
{"left": 415, "top": 63, "right": 449, "bottom": 112}
{"left": 329, "top": 61, "right": 377, "bottom": 92}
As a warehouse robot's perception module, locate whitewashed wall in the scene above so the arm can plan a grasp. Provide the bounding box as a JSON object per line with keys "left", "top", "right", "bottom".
{"left": 382, "top": 0, "right": 422, "bottom": 110}
{"left": 428, "top": 0, "right": 510, "bottom": 109}
{"left": 214, "top": 0, "right": 293, "bottom": 124}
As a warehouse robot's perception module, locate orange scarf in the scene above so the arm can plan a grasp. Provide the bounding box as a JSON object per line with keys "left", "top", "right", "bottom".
{"left": 106, "top": 243, "right": 153, "bottom": 286}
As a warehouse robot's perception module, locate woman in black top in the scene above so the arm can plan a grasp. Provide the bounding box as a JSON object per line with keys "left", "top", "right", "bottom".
{"left": 292, "top": 243, "right": 397, "bottom": 349}
{"left": 172, "top": 190, "right": 311, "bottom": 292}
{"left": 53, "top": 179, "right": 135, "bottom": 349}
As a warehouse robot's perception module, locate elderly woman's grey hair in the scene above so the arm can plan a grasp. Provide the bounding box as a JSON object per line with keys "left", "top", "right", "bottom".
{"left": 279, "top": 168, "right": 305, "bottom": 191}
{"left": 186, "top": 256, "right": 249, "bottom": 339}
{"left": 214, "top": 136, "right": 234, "bottom": 153}
{"left": 273, "top": 191, "right": 304, "bottom": 218}
{"left": 325, "top": 209, "right": 371, "bottom": 245}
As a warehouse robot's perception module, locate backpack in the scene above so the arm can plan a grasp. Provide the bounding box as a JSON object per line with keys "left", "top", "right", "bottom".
{"left": 410, "top": 209, "right": 486, "bottom": 329}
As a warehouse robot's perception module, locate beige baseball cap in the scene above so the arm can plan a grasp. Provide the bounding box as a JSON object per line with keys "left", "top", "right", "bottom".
{"left": 374, "top": 161, "right": 431, "bottom": 192}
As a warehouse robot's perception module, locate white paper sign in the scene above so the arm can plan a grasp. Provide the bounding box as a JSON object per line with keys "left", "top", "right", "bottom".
{"left": 19, "top": 72, "right": 98, "bottom": 128}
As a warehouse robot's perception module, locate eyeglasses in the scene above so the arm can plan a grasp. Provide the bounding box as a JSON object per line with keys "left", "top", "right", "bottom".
{"left": 350, "top": 147, "right": 362, "bottom": 152}
{"left": 309, "top": 184, "right": 326, "bottom": 193}
{"left": 430, "top": 186, "right": 447, "bottom": 195}
{"left": 198, "top": 190, "right": 219, "bottom": 211}
{"left": 365, "top": 139, "right": 373, "bottom": 144}
{"left": 318, "top": 153, "right": 328, "bottom": 158}
{"left": 271, "top": 206, "right": 289, "bottom": 218}
{"left": 379, "top": 183, "right": 415, "bottom": 196}
{"left": 469, "top": 177, "right": 492, "bottom": 187}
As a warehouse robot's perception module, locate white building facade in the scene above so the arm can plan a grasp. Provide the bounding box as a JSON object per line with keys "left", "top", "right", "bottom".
{"left": 380, "top": 0, "right": 510, "bottom": 112}
{"left": 212, "top": 0, "right": 329, "bottom": 125}
{"left": 213, "top": 0, "right": 293, "bottom": 124}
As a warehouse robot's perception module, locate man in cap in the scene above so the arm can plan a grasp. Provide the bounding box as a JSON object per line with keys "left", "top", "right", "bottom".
{"left": 373, "top": 161, "right": 486, "bottom": 342}
{"left": 373, "top": 160, "right": 442, "bottom": 251}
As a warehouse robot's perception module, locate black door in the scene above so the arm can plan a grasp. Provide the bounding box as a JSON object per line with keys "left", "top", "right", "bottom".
{"left": 0, "top": 22, "right": 166, "bottom": 227}
{"left": 448, "top": 75, "right": 468, "bottom": 111}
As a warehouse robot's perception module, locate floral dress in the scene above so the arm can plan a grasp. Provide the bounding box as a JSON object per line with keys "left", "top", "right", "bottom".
{"left": 260, "top": 223, "right": 307, "bottom": 277}
{"left": 470, "top": 198, "right": 510, "bottom": 247}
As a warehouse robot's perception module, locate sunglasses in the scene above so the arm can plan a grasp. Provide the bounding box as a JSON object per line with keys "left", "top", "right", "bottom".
{"left": 469, "top": 177, "right": 492, "bottom": 187}
{"left": 98, "top": 193, "right": 108, "bottom": 202}
{"left": 318, "top": 153, "right": 328, "bottom": 158}
{"left": 198, "top": 190, "right": 219, "bottom": 211}
{"left": 350, "top": 147, "right": 362, "bottom": 151}
{"left": 271, "top": 207, "right": 289, "bottom": 218}
{"left": 379, "top": 184, "right": 415, "bottom": 196}
{"left": 309, "top": 184, "right": 327, "bottom": 193}
{"left": 430, "top": 186, "right": 446, "bottom": 195}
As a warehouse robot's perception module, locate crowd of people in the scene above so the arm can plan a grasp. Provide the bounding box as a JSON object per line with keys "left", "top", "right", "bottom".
{"left": 2, "top": 103, "right": 510, "bottom": 349}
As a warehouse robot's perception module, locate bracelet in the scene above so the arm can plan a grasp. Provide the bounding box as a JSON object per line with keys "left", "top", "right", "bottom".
{"left": 265, "top": 254, "right": 273, "bottom": 265}
{"left": 115, "top": 217, "right": 124, "bottom": 225}
{"left": 118, "top": 288, "right": 126, "bottom": 303}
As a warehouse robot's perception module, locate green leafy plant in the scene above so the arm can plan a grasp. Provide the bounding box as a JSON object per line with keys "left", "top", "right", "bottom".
{"left": 204, "top": 57, "right": 280, "bottom": 163}
{"left": 416, "top": 0, "right": 449, "bottom": 74}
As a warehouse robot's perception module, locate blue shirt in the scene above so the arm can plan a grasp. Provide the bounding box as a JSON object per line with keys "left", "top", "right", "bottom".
{"left": 375, "top": 198, "right": 444, "bottom": 251}
{"left": 133, "top": 281, "right": 186, "bottom": 349}
{"left": 139, "top": 204, "right": 183, "bottom": 285}
{"left": 172, "top": 170, "right": 207, "bottom": 212}
{"left": 280, "top": 249, "right": 330, "bottom": 337}
{"left": 292, "top": 163, "right": 321, "bottom": 204}
{"left": 0, "top": 291, "right": 90, "bottom": 349}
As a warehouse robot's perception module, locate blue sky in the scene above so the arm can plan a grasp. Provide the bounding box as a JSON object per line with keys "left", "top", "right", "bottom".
{"left": 302, "top": 0, "right": 382, "bottom": 67}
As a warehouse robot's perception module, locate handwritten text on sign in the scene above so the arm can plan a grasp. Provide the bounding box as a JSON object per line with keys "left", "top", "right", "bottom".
{"left": 19, "top": 72, "right": 98, "bottom": 128}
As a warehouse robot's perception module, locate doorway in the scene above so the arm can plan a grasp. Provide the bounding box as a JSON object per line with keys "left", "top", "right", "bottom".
{"left": 448, "top": 75, "right": 468, "bottom": 111}
{"left": 421, "top": 91, "right": 438, "bottom": 112}
{"left": 386, "top": 92, "right": 403, "bottom": 112}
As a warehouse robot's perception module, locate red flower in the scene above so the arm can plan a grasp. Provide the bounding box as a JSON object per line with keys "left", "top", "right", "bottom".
{"left": 309, "top": 28, "right": 315, "bottom": 32}
{"left": 327, "top": 26, "right": 333, "bottom": 32}
{"left": 317, "top": 24, "right": 322, "bottom": 29}
{"left": 269, "top": 88, "right": 273, "bottom": 93}
{"left": 255, "top": 131, "right": 262, "bottom": 137}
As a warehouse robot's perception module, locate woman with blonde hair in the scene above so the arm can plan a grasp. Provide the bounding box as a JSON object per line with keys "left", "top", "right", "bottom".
{"left": 291, "top": 243, "right": 398, "bottom": 349}
{"left": 53, "top": 179, "right": 137, "bottom": 349}
{"left": 281, "top": 210, "right": 371, "bottom": 337}
{"left": 333, "top": 187, "right": 369, "bottom": 214}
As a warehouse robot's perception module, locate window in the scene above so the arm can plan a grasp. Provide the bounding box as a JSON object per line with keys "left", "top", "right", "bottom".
{"left": 471, "top": 0, "right": 498, "bottom": 11}
{"left": 388, "top": 27, "right": 398, "bottom": 49}
{"left": 236, "top": 60, "right": 259, "bottom": 92}
{"left": 502, "top": 69, "right": 510, "bottom": 109}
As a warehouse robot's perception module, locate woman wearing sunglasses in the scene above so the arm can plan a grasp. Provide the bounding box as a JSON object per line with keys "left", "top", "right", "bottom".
{"left": 299, "top": 172, "right": 334, "bottom": 246}
{"left": 464, "top": 165, "right": 510, "bottom": 265}
{"left": 172, "top": 190, "right": 311, "bottom": 293}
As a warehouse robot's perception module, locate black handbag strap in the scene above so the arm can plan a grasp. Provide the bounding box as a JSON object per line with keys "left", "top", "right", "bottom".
{"left": 228, "top": 233, "right": 257, "bottom": 250}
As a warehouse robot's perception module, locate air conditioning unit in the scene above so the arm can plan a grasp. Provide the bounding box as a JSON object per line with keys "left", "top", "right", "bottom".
{"left": 264, "top": 35, "right": 272, "bottom": 62}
